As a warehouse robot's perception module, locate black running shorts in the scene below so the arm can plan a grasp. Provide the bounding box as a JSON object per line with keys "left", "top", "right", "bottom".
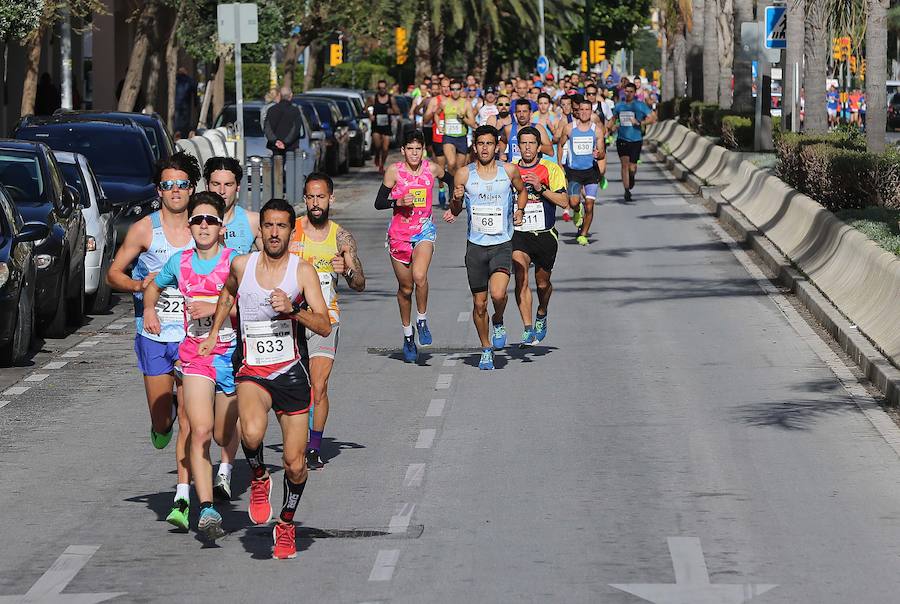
{"left": 615, "top": 139, "right": 643, "bottom": 163}
{"left": 512, "top": 229, "right": 559, "bottom": 272}
{"left": 465, "top": 240, "right": 512, "bottom": 294}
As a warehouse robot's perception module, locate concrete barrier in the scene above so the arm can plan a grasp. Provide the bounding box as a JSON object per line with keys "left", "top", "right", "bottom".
{"left": 648, "top": 120, "right": 739, "bottom": 186}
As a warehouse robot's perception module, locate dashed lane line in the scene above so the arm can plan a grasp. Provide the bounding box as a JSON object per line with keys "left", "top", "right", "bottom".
{"left": 403, "top": 463, "right": 426, "bottom": 487}
{"left": 435, "top": 374, "right": 452, "bottom": 390}
{"left": 2, "top": 386, "right": 30, "bottom": 396}
{"left": 60, "top": 350, "right": 85, "bottom": 358}
{"left": 415, "top": 429, "right": 436, "bottom": 449}
{"left": 0, "top": 401, "right": 9, "bottom": 410}
{"left": 368, "top": 549, "right": 401, "bottom": 582}
{"left": 43, "top": 361, "right": 69, "bottom": 370}
{"left": 425, "top": 399, "right": 446, "bottom": 417}
{"left": 388, "top": 504, "right": 416, "bottom": 534}
{"left": 457, "top": 311, "right": 468, "bottom": 322}
{"left": 24, "top": 374, "right": 49, "bottom": 382}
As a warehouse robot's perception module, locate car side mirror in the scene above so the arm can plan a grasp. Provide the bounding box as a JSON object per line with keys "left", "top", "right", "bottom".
{"left": 14, "top": 221, "right": 49, "bottom": 244}
{"left": 64, "top": 185, "right": 82, "bottom": 209}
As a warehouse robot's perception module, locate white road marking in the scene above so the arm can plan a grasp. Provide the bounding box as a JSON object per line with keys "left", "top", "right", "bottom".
{"left": 43, "top": 361, "right": 68, "bottom": 370}
{"left": 609, "top": 537, "right": 776, "bottom": 603}
{"left": 60, "top": 350, "right": 85, "bottom": 358}
{"left": 24, "top": 374, "right": 49, "bottom": 382}
{"left": 403, "top": 463, "right": 426, "bottom": 487}
{"left": 457, "top": 311, "right": 468, "bottom": 322}
{"left": 92, "top": 333, "right": 110, "bottom": 338}
{"left": 388, "top": 503, "right": 416, "bottom": 534}
{"left": 76, "top": 340, "right": 99, "bottom": 348}
{"left": 426, "top": 399, "right": 446, "bottom": 417}
{"left": 435, "top": 374, "right": 452, "bottom": 390}
{"left": 368, "top": 549, "right": 400, "bottom": 581}
{"left": 2, "top": 386, "right": 29, "bottom": 396}
{"left": 442, "top": 357, "right": 458, "bottom": 367}
{"left": 0, "top": 544, "right": 126, "bottom": 603}
{"left": 0, "top": 401, "right": 10, "bottom": 410}
{"left": 415, "top": 429, "right": 436, "bottom": 449}
{"left": 107, "top": 322, "right": 130, "bottom": 330}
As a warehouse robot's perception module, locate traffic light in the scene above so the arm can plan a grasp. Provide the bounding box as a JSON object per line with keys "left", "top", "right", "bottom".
{"left": 849, "top": 55, "right": 857, "bottom": 73}
{"left": 832, "top": 38, "right": 842, "bottom": 61}
{"left": 841, "top": 37, "right": 851, "bottom": 61}
{"left": 396, "top": 27, "right": 408, "bottom": 65}
{"left": 590, "top": 40, "right": 606, "bottom": 64}
{"left": 652, "top": 70, "right": 660, "bottom": 83}
{"left": 860, "top": 58, "right": 866, "bottom": 80}
{"left": 581, "top": 50, "right": 588, "bottom": 72}
{"left": 329, "top": 43, "right": 343, "bottom": 67}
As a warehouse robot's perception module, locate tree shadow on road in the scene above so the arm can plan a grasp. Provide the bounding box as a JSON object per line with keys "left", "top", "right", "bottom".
{"left": 549, "top": 275, "right": 766, "bottom": 305}
{"left": 731, "top": 379, "right": 861, "bottom": 430}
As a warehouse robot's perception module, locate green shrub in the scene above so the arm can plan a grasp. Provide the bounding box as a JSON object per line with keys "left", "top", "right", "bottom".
{"left": 657, "top": 99, "right": 675, "bottom": 121}
{"left": 799, "top": 143, "right": 875, "bottom": 210}
{"left": 320, "top": 61, "right": 391, "bottom": 91}
{"left": 872, "top": 148, "right": 900, "bottom": 209}
{"left": 674, "top": 97, "right": 692, "bottom": 125}
{"left": 225, "top": 63, "right": 284, "bottom": 102}
{"left": 775, "top": 130, "right": 865, "bottom": 190}
{"left": 721, "top": 115, "right": 753, "bottom": 150}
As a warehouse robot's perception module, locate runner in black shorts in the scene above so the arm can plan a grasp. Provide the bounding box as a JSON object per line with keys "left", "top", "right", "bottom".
{"left": 511, "top": 127, "right": 569, "bottom": 346}
{"left": 610, "top": 81, "right": 656, "bottom": 201}
{"left": 199, "top": 198, "right": 332, "bottom": 560}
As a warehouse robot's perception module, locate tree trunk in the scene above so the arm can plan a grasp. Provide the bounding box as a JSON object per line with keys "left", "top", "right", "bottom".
{"left": 304, "top": 40, "right": 321, "bottom": 91}
{"left": 415, "top": 6, "right": 432, "bottom": 81}
{"left": 472, "top": 20, "right": 491, "bottom": 83}
{"left": 20, "top": 26, "right": 46, "bottom": 116}
{"left": 165, "top": 10, "right": 181, "bottom": 133}
{"left": 717, "top": 0, "right": 735, "bottom": 108}
{"left": 674, "top": 23, "right": 687, "bottom": 98}
{"left": 211, "top": 53, "right": 227, "bottom": 123}
{"left": 282, "top": 36, "right": 301, "bottom": 91}
{"left": 687, "top": 0, "right": 704, "bottom": 99}
{"left": 803, "top": 0, "right": 828, "bottom": 133}
{"left": 732, "top": 0, "right": 754, "bottom": 112}
{"left": 431, "top": 24, "right": 444, "bottom": 74}
{"left": 703, "top": 0, "right": 719, "bottom": 103}
{"left": 783, "top": 0, "right": 805, "bottom": 130}
{"left": 866, "top": 0, "right": 889, "bottom": 153}
{"left": 143, "top": 18, "right": 163, "bottom": 114}
{"left": 118, "top": 0, "right": 159, "bottom": 112}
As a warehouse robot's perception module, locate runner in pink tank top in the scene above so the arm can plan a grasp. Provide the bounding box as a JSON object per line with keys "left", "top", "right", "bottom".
{"left": 375, "top": 130, "right": 454, "bottom": 359}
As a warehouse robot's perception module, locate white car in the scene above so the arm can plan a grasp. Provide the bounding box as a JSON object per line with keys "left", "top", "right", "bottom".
{"left": 308, "top": 88, "right": 373, "bottom": 157}
{"left": 53, "top": 151, "right": 114, "bottom": 313}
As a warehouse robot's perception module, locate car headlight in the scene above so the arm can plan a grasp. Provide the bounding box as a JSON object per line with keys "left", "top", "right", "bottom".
{"left": 349, "top": 130, "right": 358, "bottom": 137}
{"left": 35, "top": 254, "right": 53, "bottom": 269}
{"left": 0, "top": 262, "right": 8, "bottom": 289}
{"left": 86, "top": 236, "right": 97, "bottom": 252}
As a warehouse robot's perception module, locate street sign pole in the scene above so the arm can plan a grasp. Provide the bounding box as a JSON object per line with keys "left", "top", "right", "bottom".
{"left": 538, "top": 0, "right": 546, "bottom": 60}
{"left": 234, "top": 4, "right": 245, "bottom": 176}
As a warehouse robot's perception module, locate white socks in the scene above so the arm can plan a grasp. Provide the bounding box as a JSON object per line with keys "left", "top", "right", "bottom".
{"left": 417, "top": 313, "right": 427, "bottom": 323}
{"left": 403, "top": 324, "right": 414, "bottom": 337}
{"left": 175, "top": 483, "right": 190, "bottom": 503}
{"left": 218, "top": 462, "right": 233, "bottom": 478}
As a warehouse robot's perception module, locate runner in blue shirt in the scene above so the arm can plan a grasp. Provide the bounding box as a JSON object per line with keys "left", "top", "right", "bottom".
{"left": 826, "top": 85, "right": 839, "bottom": 128}
{"left": 610, "top": 81, "right": 656, "bottom": 202}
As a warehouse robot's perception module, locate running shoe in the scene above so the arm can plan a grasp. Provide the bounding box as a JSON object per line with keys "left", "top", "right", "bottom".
{"left": 478, "top": 348, "right": 495, "bottom": 370}
{"left": 402, "top": 334, "right": 418, "bottom": 363}
{"left": 166, "top": 498, "right": 189, "bottom": 531}
{"left": 561, "top": 209, "right": 571, "bottom": 222}
{"left": 600, "top": 175, "right": 609, "bottom": 190}
{"left": 624, "top": 190, "right": 632, "bottom": 202}
{"left": 519, "top": 328, "right": 536, "bottom": 348}
{"left": 198, "top": 506, "right": 226, "bottom": 541}
{"left": 248, "top": 476, "right": 273, "bottom": 525}
{"left": 573, "top": 203, "right": 584, "bottom": 228}
{"left": 491, "top": 324, "right": 507, "bottom": 349}
{"left": 306, "top": 449, "right": 325, "bottom": 470}
{"left": 438, "top": 187, "right": 447, "bottom": 210}
{"left": 213, "top": 472, "right": 232, "bottom": 501}
{"left": 272, "top": 523, "right": 297, "bottom": 559}
{"left": 534, "top": 315, "right": 548, "bottom": 342}
{"left": 416, "top": 319, "right": 433, "bottom": 346}
{"left": 576, "top": 235, "right": 588, "bottom": 246}
{"left": 150, "top": 426, "right": 173, "bottom": 450}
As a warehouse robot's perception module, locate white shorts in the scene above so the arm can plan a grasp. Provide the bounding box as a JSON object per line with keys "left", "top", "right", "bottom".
{"left": 306, "top": 323, "right": 340, "bottom": 360}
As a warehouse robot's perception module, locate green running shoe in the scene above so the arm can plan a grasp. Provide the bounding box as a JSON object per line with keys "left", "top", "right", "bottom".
{"left": 150, "top": 425, "right": 174, "bottom": 450}
{"left": 166, "top": 498, "right": 189, "bottom": 531}
{"left": 576, "top": 235, "right": 588, "bottom": 246}
{"left": 600, "top": 175, "right": 608, "bottom": 190}
{"left": 573, "top": 203, "right": 584, "bottom": 229}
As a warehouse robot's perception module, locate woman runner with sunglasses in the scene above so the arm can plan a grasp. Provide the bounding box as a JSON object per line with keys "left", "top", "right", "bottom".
{"left": 142, "top": 191, "right": 240, "bottom": 542}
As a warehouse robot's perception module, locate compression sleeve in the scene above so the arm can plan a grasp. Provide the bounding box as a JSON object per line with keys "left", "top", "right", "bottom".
{"left": 439, "top": 169, "right": 454, "bottom": 191}
{"left": 374, "top": 184, "right": 395, "bottom": 210}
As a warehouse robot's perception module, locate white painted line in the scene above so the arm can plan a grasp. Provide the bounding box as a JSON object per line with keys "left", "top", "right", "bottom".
{"left": 92, "top": 333, "right": 111, "bottom": 338}
{"left": 669, "top": 537, "right": 710, "bottom": 585}
{"left": 0, "top": 401, "right": 10, "bottom": 410}
{"left": 388, "top": 503, "right": 415, "bottom": 534}
{"left": 415, "top": 429, "right": 436, "bottom": 449}
{"left": 2, "top": 386, "right": 29, "bottom": 396}
{"left": 24, "top": 374, "right": 49, "bottom": 382}
{"left": 426, "top": 399, "right": 446, "bottom": 417}
{"left": 76, "top": 340, "right": 99, "bottom": 348}
{"left": 10, "top": 544, "right": 126, "bottom": 602}
{"left": 457, "top": 311, "right": 468, "bottom": 322}
{"left": 403, "top": 463, "right": 426, "bottom": 487}
{"left": 107, "top": 322, "right": 130, "bottom": 329}
{"left": 435, "top": 374, "right": 452, "bottom": 390}
{"left": 368, "top": 549, "right": 400, "bottom": 581}
{"left": 442, "top": 357, "right": 458, "bottom": 367}
{"left": 43, "top": 361, "right": 69, "bottom": 370}
{"left": 61, "top": 350, "right": 85, "bottom": 358}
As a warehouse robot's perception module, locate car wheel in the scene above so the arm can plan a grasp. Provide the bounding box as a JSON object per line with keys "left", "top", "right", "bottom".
{"left": 67, "top": 263, "right": 85, "bottom": 326}
{"left": 87, "top": 254, "right": 112, "bottom": 314}
{"left": 41, "top": 268, "right": 68, "bottom": 338}
{"left": 0, "top": 288, "right": 34, "bottom": 366}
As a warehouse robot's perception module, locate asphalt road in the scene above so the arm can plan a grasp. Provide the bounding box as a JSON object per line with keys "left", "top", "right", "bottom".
{"left": 2, "top": 151, "right": 900, "bottom": 604}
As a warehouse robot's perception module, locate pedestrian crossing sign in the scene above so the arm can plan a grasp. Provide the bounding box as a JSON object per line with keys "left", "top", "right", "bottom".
{"left": 765, "top": 6, "right": 787, "bottom": 49}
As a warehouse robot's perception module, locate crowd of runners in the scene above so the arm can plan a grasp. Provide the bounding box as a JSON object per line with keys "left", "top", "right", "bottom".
{"left": 109, "top": 69, "right": 656, "bottom": 558}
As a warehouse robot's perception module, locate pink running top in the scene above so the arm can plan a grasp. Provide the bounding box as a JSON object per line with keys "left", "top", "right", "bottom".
{"left": 177, "top": 247, "right": 237, "bottom": 356}
{"left": 388, "top": 159, "right": 435, "bottom": 242}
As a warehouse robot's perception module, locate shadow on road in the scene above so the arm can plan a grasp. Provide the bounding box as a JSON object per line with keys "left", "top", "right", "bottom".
{"left": 732, "top": 379, "right": 861, "bottom": 430}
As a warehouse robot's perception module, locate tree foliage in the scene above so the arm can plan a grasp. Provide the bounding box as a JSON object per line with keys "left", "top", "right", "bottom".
{"left": 0, "top": 2, "right": 42, "bottom": 42}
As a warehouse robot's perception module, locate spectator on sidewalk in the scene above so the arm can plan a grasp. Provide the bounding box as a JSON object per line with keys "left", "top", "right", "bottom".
{"left": 264, "top": 86, "right": 301, "bottom": 158}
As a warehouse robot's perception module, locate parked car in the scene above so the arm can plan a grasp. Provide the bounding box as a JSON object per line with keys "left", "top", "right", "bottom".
{"left": 294, "top": 98, "right": 350, "bottom": 175}
{"left": 295, "top": 102, "right": 329, "bottom": 172}
{"left": 14, "top": 117, "right": 159, "bottom": 244}
{"left": 54, "top": 151, "right": 115, "bottom": 313}
{"left": 393, "top": 95, "right": 417, "bottom": 148}
{"left": 49, "top": 110, "right": 175, "bottom": 161}
{"left": 307, "top": 88, "right": 372, "bottom": 157}
{"left": 0, "top": 186, "right": 47, "bottom": 365}
{"left": 214, "top": 101, "right": 318, "bottom": 178}
{"left": 302, "top": 95, "right": 365, "bottom": 167}
{"left": 888, "top": 93, "right": 900, "bottom": 130}
{"left": 0, "top": 140, "right": 87, "bottom": 337}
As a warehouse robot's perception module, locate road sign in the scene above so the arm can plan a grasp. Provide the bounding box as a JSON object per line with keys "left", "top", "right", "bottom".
{"left": 217, "top": 3, "right": 258, "bottom": 44}
{"left": 536, "top": 55, "right": 549, "bottom": 76}
{"left": 764, "top": 6, "right": 786, "bottom": 49}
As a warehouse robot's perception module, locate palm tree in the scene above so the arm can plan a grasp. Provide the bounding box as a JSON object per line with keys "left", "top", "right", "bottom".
{"left": 804, "top": 0, "right": 830, "bottom": 133}
{"left": 784, "top": 0, "right": 805, "bottom": 131}
{"left": 702, "top": 0, "right": 719, "bottom": 103}
{"left": 687, "top": 0, "right": 703, "bottom": 99}
{"left": 865, "top": 0, "right": 889, "bottom": 152}
{"left": 716, "top": 0, "right": 734, "bottom": 108}
{"left": 732, "top": 0, "right": 754, "bottom": 112}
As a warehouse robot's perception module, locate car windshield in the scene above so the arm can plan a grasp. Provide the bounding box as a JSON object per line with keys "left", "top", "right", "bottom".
{"left": 58, "top": 161, "right": 91, "bottom": 208}
{"left": 217, "top": 106, "right": 264, "bottom": 137}
{"left": 141, "top": 126, "right": 161, "bottom": 158}
{"left": 0, "top": 151, "right": 45, "bottom": 203}
{"left": 331, "top": 99, "right": 353, "bottom": 119}
{"left": 18, "top": 129, "right": 151, "bottom": 178}
{"left": 311, "top": 103, "right": 333, "bottom": 124}
{"left": 300, "top": 105, "right": 322, "bottom": 129}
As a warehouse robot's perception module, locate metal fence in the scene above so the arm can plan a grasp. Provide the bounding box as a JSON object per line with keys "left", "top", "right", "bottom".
{"left": 242, "top": 151, "right": 309, "bottom": 211}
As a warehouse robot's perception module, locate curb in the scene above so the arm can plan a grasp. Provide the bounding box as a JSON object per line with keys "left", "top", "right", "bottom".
{"left": 647, "top": 142, "right": 900, "bottom": 406}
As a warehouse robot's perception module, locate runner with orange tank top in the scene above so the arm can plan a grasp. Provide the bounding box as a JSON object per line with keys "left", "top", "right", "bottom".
{"left": 290, "top": 173, "right": 365, "bottom": 469}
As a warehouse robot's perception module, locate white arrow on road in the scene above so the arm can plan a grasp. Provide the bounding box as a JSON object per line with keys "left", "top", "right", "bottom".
{"left": 610, "top": 537, "right": 777, "bottom": 604}
{"left": 0, "top": 545, "right": 125, "bottom": 603}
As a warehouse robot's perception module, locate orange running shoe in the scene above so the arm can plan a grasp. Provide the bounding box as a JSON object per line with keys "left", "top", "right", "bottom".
{"left": 272, "top": 523, "right": 297, "bottom": 559}
{"left": 248, "top": 476, "right": 272, "bottom": 525}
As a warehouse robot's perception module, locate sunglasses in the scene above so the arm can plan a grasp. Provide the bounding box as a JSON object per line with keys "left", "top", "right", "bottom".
{"left": 188, "top": 214, "right": 222, "bottom": 227}
{"left": 497, "top": 103, "right": 511, "bottom": 107}
{"left": 159, "top": 179, "right": 191, "bottom": 191}
{"left": 450, "top": 87, "right": 461, "bottom": 91}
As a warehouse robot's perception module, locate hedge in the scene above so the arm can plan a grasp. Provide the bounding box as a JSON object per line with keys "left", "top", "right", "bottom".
{"left": 721, "top": 115, "right": 752, "bottom": 150}
{"left": 775, "top": 130, "right": 865, "bottom": 191}
{"left": 225, "top": 63, "right": 284, "bottom": 102}
{"left": 320, "top": 62, "right": 391, "bottom": 91}
{"left": 657, "top": 99, "right": 675, "bottom": 121}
